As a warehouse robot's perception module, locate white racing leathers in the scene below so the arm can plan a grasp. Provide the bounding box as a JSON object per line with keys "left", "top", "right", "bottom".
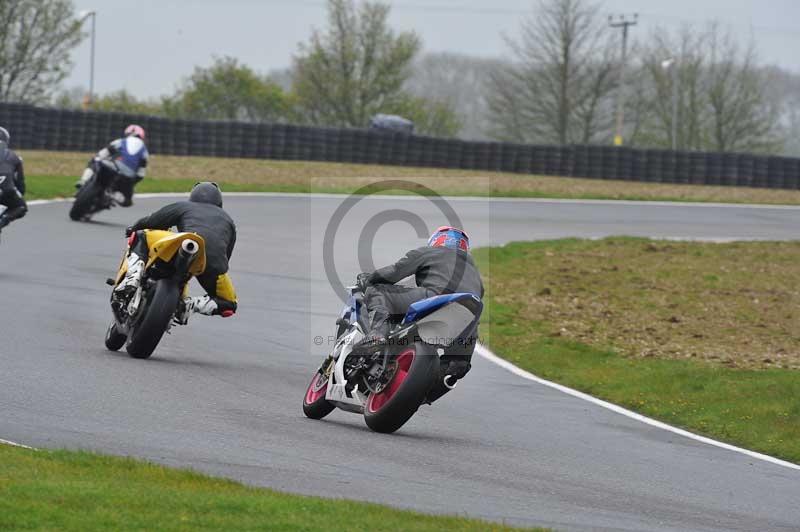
{"left": 79, "top": 136, "right": 149, "bottom": 185}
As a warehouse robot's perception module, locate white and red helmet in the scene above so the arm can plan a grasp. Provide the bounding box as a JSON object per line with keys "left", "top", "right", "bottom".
{"left": 124, "top": 124, "right": 146, "bottom": 141}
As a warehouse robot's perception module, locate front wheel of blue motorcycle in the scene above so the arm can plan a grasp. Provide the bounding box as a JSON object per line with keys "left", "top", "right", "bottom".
{"left": 303, "top": 367, "right": 335, "bottom": 420}
{"left": 363, "top": 343, "right": 438, "bottom": 434}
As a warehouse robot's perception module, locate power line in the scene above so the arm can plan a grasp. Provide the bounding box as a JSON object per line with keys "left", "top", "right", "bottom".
{"left": 634, "top": 10, "right": 800, "bottom": 37}
{"left": 258, "top": 0, "right": 525, "bottom": 15}
{"left": 256, "top": 0, "right": 800, "bottom": 38}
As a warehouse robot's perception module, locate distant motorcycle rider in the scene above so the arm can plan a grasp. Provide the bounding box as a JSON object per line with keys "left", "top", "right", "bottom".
{"left": 115, "top": 182, "right": 238, "bottom": 322}
{"left": 357, "top": 226, "right": 484, "bottom": 379}
{"left": 0, "top": 126, "right": 28, "bottom": 235}
{"left": 77, "top": 124, "right": 149, "bottom": 207}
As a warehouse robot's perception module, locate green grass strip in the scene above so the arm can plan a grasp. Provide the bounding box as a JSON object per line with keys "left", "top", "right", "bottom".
{"left": 24, "top": 175, "right": 315, "bottom": 200}
{"left": 0, "top": 445, "right": 542, "bottom": 531}
{"left": 474, "top": 242, "right": 800, "bottom": 464}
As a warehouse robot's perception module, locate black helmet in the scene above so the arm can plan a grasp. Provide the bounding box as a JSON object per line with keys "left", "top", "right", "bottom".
{"left": 190, "top": 181, "right": 223, "bottom": 207}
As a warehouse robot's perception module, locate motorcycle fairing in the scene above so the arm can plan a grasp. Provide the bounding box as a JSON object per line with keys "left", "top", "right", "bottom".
{"left": 143, "top": 230, "right": 207, "bottom": 275}
{"left": 414, "top": 302, "right": 480, "bottom": 348}
{"left": 113, "top": 230, "right": 207, "bottom": 286}
{"left": 402, "top": 293, "right": 482, "bottom": 324}
{"left": 327, "top": 327, "right": 368, "bottom": 410}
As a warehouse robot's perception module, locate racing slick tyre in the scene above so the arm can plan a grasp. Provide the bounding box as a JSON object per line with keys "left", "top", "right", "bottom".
{"left": 126, "top": 279, "right": 180, "bottom": 359}
{"left": 104, "top": 320, "right": 127, "bottom": 351}
{"left": 69, "top": 179, "right": 100, "bottom": 221}
{"left": 303, "top": 369, "right": 336, "bottom": 420}
{"left": 363, "top": 342, "right": 438, "bottom": 434}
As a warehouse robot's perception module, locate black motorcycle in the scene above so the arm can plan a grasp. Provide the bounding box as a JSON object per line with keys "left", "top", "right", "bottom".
{"left": 69, "top": 159, "right": 138, "bottom": 221}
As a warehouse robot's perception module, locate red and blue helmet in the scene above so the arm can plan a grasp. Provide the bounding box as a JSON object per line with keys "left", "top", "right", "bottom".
{"left": 428, "top": 226, "right": 470, "bottom": 252}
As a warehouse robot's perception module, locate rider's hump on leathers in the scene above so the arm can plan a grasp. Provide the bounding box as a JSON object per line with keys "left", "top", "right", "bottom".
{"left": 128, "top": 201, "right": 236, "bottom": 274}
{"left": 369, "top": 246, "right": 484, "bottom": 297}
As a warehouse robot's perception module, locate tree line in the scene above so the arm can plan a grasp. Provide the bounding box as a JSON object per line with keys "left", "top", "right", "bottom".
{"left": 51, "top": 0, "right": 462, "bottom": 137}
{"left": 3, "top": 0, "right": 799, "bottom": 154}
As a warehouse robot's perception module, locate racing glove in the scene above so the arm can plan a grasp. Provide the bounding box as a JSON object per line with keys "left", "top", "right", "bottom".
{"left": 356, "top": 272, "right": 372, "bottom": 292}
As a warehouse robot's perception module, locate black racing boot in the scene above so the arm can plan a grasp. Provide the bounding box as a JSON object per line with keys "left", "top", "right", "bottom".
{"left": 353, "top": 322, "right": 389, "bottom": 352}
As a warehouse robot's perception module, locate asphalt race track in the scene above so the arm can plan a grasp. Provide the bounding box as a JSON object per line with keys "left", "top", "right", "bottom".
{"left": 1, "top": 194, "right": 799, "bottom": 531}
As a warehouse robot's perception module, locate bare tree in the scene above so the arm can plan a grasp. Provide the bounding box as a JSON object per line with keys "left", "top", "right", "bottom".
{"left": 631, "top": 26, "right": 708, "bottom": 150}
{"left": 485, "top": 0, "right": 616, "bottom": 145}
{"left": 405, "top": 52, "right": 503, "bottom": 139}
{"left": 704, "top": 24, "right": 781, "bottom": 153}
{"left": 631, "top": 24, "right": 781, "bottom": 153}
{"left": 769, "top": 66, "right": 800, "bottom": 156}
{"left": 0, "top": 0, "right": 84, "bottom": 103}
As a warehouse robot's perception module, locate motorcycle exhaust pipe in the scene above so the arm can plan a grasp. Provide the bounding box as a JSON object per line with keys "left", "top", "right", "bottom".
{"left": 174, "top": 239, "right": 199, "bottom": 273}
{"left": 443, "top": 375, "right": 458, "bottom": 390}
{"left": 180, "top": 239, "right": 199, "bottom": 257}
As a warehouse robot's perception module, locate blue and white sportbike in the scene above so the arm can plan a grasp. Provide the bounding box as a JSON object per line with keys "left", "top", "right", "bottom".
{"left": 303, "top": 282, "right": 482, "bottom": 433}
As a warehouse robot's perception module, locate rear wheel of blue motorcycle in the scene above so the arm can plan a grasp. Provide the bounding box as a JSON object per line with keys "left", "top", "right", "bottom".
{"left": 363, "top": 343, "right": 438, "bottom": 434}
{"left": 303, "top": 370, "right": 335, "bottom": 419}
{"left": 126, "top": 279, "right": 180, "bottom": 359}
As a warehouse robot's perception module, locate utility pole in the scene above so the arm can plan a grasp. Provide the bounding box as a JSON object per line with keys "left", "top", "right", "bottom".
{"left": 661, "top": 58, "right": 679, "bottom": 151}
{"left": 78, "top": 10, "right": 97, "bottom": 110}
{"left": 609, "top": 14, "right": 637, "bottom": 146}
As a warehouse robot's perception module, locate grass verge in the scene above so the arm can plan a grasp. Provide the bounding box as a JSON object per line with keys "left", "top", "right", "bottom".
{"left": 474, "top": 238, "right": 800, "bottom": 464}
{"left": 0, "top": 445, "right": 541, "bottom": 531}
{"left": 20, "top": 149, "right": 800, "bottom": 205}
{"left": 25, "top": 174, "right": 315, "bottom": 200}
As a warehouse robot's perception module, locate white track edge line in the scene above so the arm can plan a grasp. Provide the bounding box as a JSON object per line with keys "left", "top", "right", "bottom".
{"left": 474, "top": 344, "right": 800, "bottom": 472}
{"left": 28, "top": 194, "right": 800, "bottom": 471}
{"left": 0, "top": 438, "right": 35, "bottom": 450}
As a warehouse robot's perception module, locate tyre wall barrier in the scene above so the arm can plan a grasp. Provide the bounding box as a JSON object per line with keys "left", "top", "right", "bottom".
{"left": 1, "top": 102, "right": 798, "bottom": 190}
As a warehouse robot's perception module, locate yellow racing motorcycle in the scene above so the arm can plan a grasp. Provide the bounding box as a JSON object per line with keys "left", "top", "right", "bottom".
{"left": 104, "top": 230, "right": 206, "bottom": 359}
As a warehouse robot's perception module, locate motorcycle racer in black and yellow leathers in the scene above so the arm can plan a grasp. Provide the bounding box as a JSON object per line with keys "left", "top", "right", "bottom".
{"left": 115, "top": 182, "right": 238, "bottom": 322}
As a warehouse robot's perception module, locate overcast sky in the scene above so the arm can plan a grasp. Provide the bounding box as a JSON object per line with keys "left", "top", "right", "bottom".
{"left": 65, "top": 0, "right": 800, "bottom": 98}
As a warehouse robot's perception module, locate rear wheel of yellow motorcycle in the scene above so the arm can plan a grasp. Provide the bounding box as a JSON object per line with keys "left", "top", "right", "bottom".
{"left": 126, "top": 279, "right": 180, "bottom": 359}
{"left": 104, "top": 320, "right": 126, "bottom": 351}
